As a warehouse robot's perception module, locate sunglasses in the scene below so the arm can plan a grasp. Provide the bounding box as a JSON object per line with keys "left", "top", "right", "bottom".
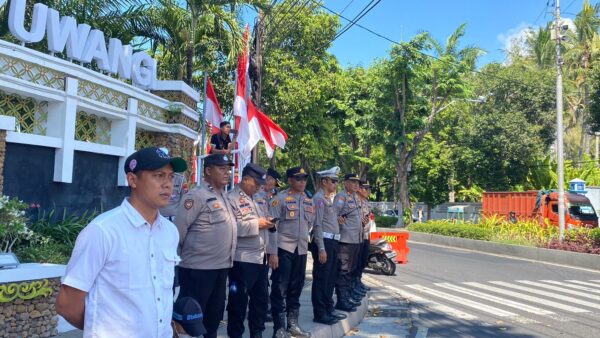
{"left": 330, "top": 179, "right": 339, "bottom": 184}
{"left": 293, "top": 177, "right": 308, "bottom": 182}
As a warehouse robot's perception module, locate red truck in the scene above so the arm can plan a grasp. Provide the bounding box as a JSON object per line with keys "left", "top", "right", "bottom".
{"left": 482, "top": 191, "right": 598, "bottom": 228}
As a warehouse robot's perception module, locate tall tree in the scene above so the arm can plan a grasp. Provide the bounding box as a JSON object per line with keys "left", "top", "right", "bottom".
{"left": 373, "top": 24, "right": 482, "bottom": 225}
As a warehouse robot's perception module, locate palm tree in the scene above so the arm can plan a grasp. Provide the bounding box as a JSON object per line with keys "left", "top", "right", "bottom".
{"left": 182, "top": 0, "right": 268, "bottom": 85}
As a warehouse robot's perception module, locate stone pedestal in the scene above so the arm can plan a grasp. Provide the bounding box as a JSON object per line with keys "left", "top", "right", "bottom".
{"left": 0, "top": 264, "right": 66, "bottom": 338}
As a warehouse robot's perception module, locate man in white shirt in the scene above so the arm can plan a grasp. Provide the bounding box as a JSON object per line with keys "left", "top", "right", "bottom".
{"left": 56, "top": 147, "right": 187, "bottom": 338}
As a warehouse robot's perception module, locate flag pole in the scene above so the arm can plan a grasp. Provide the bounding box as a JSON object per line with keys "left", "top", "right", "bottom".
{"left": 198, "top": 72, "right": 208, "bottom": 186}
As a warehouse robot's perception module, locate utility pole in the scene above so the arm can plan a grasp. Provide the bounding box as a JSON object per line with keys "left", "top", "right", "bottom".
{"left": 555, "top": 0, "right": 566, "bottom": 242}
{"left": 250, "top": 12, "right": 265, "bottom": 164}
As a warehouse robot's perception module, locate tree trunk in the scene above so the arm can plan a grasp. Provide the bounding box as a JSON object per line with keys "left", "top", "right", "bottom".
{"left": 396, "top": 148, "right": 411, "bottom": 227}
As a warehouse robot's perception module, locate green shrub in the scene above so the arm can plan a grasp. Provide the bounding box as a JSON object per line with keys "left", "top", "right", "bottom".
{"left": 14, "top": 238, "right": 71, "bottom": 264}
{"left": 0, "top": 195, "right": 31, "bottom": 253}
{"left": 590, "top": 228, "right": 600, "bottom": 246}
{"left": 31, "top": 209, "right": 97, "bottom": 246}
{"left": 408, "top": 221, "right": 494, "bottom": 241}
{"left": 375, "top": 216, "right": 399, "bottom": 228}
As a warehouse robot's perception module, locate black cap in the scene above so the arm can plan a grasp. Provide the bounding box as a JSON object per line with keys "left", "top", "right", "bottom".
{"left": 344, "top": 173, "right": 360, "bottom": 181}
{"left": 267, "top": 168, "right": 282, "bottom": 187}
{"left": 124, "top": 147, "right": 187, "bottom": 174}
{"left": 360, "top": 180, "right": 372, "bottom": 188}
{"left": 172, "top": 297, "right": 207, "bottom": 336}
{"left": 242, "top": 163, "right": 267, "bottom": 185}
{"left": 286, "top": 166, "right": 309, "bottom": 179}
{"left": 204, "top": 154, "right": 234, "bottom": 167}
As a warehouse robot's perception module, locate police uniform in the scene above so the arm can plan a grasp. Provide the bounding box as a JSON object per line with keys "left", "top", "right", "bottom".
{"left": 160, "top": 172, "right": 187, "bottom": 220}
{"left": 356, "top": 181, "right": 373, "bottom": 291}
{"left": 175, "top": 155, "right": 237, "bottom": 338}
{"left": 310, "top": 166, "right": 347, "bottom": 324}
{"left": 226, "top": 164, "right": 271, "bottom": 338}
{"left": 268, "top": 167, "right": 314, "bottom": 338}
{"left": 334, "top": 174, "right": 364, "bottom": 311}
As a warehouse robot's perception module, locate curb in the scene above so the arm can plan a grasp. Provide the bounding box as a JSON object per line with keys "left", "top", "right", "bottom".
{"left": 409, "top": 231, "right": 600, "bottom": 271}
{"left": 309, "top": 294, "right": 369, "bottom": 338}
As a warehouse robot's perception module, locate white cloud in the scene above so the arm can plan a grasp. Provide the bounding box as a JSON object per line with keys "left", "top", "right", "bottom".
{"left": 497, "top": 22, "right": 535, "bottom": 53}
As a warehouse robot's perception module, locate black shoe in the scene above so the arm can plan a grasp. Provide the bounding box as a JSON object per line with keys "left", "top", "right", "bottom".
{"left": 329, "top": 311, "right": 347, "bottom": 320}
{"left": 359, "top": 282, "right": 371, "bottom": 291}
{"left": 334, "top": 302, "right": 357, "bottom": 312}
{"left": 287, "top": 309, "right": 311, "bottom": 338}
{"left": 347, "top": 297, "right": 361, "bottom": 306}
{"left": 313, "top": 314, "right": 339, "bottom": 325}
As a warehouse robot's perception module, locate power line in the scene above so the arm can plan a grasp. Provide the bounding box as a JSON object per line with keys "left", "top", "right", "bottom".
{"left": 334, "top": 0, "right": 382, "bottom": 41}
{"left": 339, "top": 0, "right": 357, "bottom": 15}
{"left": 313, "top": 1, "right": 562, "bottom": 96}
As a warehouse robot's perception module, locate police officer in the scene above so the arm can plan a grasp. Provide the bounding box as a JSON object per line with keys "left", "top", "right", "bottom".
{"left": 268, "top": 167, "right": 314, "bottom": 338}
{"left": 158, "top": 148, "right": 187, "bottom": 221}
{"left": 310, "top": 167, "right": 348, "bottom": 325}
{"left": 175, "top": 154, "right": 237, "bottom": 338}
{"left": 226, "top": 163, "right": 276, "bottom": 338}
{"left": 334, "top": 173, "right": 364, "bottom": 312}
{"left": 356, "top": 180, "right": 373, "bottom": 293}
{"left": 255, "top": 167, "right": 282, "bottom": 214}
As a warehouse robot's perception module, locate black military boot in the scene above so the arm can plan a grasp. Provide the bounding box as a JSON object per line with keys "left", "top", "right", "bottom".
{"left": 272, "top": 313, "right": 291, "bottom": 338}
{"left": 328, "top": 310, "right": 347, "bottom": 320}
{"left": 287, "top": 309, "right": 311, "bottom": 338}
{"left": 334, "top": 290, "right": 357, "bottom": 312}
{"left": 313, "top": 311, "right": 339, "bottom": 325}
{"left": 251, "top": 331, "right": 263, "bottom": 338}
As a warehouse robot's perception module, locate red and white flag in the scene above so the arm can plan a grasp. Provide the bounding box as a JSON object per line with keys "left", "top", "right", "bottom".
{"left": 233, "top": 25, "right": 261, "bottom": 159}
{"left": 204, "top": 77, "right": 223, "bottom": 135}
{"left": 255, "top": 109, "right": 288, "bottom": 158}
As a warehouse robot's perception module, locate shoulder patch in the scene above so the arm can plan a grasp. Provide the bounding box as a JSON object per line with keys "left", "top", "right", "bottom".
{"left": 271, "top": 199, "right": 279, "bottom": 207}
{"left": 184, "top": 199, "right": 194, "bottom": 210}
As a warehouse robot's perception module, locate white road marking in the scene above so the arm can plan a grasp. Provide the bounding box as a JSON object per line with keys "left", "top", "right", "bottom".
{"left": 565, "top": 280, "right": 600, "bottom": 289}
{"left": 464, "top": 282, "right": 588, "bottom": 313}
{"left": 490, "top": 281, "right": 600, "bottom": 310}
{"left": 404, "top": 284, "right": 519, "bottom": 318}
{"left": 415, "top": 327, "right": 429, "bottom": 338}
{"left": 516, "top": 280, "right": 600, "bottom": 301}
{"left": 435, "top": 282, "right": 555, "bottom": 315}
{"left": 383, "top": 285, "right": 478, "bottom": 320}
{"left": 538, "top": 280, "right": 600, "bottom": 295}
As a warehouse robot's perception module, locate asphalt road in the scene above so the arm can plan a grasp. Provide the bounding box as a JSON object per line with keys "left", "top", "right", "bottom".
{"left": 364, "top": 241, "right": 600, "bottom": 338}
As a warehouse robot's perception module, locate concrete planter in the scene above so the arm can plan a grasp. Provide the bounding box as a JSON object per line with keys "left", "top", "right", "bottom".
{"left": 0, "top": 264, "right": 66, "bottom": 338}
{"left": 409, "top": 231, "right": 600, "bottom": 270}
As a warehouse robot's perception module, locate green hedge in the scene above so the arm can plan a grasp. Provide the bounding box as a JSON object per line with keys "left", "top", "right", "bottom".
{"left": 407, "top": 221, "right": 493, "bottom": 241}
{"left": 590, "top": 228, "right": 600, "bottom": 246}
{"left": 375, "top": 216, "right": 399, "bottom": 228}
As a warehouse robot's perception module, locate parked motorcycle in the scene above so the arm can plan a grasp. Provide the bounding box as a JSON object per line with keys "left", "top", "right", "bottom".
{"left": 367, "top": 238, "right": 397, "bottom": 276}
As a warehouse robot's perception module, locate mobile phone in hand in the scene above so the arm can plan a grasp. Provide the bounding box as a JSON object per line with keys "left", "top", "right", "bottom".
{"left": 268, "top": 218, "right": 279, "bottom": 232}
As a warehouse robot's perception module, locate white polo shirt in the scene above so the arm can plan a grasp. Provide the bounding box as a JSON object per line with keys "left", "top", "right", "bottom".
{"left": 63, "top": 199, "right": 180, "bottom": 338}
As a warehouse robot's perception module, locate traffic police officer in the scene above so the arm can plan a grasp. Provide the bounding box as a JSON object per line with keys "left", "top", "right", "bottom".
{"left": 268, "top": 166, "right": 314, "bottom": 338}
{"left": 356, "top": 180, "right": 373, "bottom": 293}
{"left": 334, "top": 173, "right": 364, "bottom": 312}
{"left": 310, "top": 166, "right": 348, "bottom": 324}
{"left": 175, "top": 154, "right": 237, "bottom": 338}
{"left": 226, "top": 163, "right": 276, "bottom": 338}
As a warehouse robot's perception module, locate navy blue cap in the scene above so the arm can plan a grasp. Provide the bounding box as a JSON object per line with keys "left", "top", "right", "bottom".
{"left": 124, "top": 147, "right": 187, "bottom": 174}
{"left": 173, "top": 297, "right": 207, "bottom": 336}
{"left": 344, "top": 173, "right": 360, "bottom": 181}
{"left": 242, "top": 163, "right": 267, "bottom": 185}
{"left": 287, "top": 166, "right": 309, "bottom": 179}
{"left": 204, "top": 154, "right": 234, "bottom": 167}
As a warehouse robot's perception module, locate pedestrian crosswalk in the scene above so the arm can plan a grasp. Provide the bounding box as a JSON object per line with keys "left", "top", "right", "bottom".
{"left": 378, "top": 279, "right": 600, "bottom": 323}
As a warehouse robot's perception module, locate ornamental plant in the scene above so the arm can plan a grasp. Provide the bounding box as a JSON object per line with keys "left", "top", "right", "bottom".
{"left": 0, "top": 195, "right": 30, "bottom": 253}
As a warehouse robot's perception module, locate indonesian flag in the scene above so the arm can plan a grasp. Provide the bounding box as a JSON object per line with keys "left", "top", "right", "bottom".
{"left": 255, "top": 109, "right": 288, "bottom": 158}
{"left": 233, "top": 25, "right": 260, "bottom": 159}
{"left": 205, "top": 77, "right": 223, "bottom": 135}
{"left": 241, "top": 100, "right": 264, "bottom": 156}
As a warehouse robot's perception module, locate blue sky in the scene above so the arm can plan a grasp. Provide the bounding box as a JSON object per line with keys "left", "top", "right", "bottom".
{"left": 319, "top": 0, "right": 598, "bottom": 68}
